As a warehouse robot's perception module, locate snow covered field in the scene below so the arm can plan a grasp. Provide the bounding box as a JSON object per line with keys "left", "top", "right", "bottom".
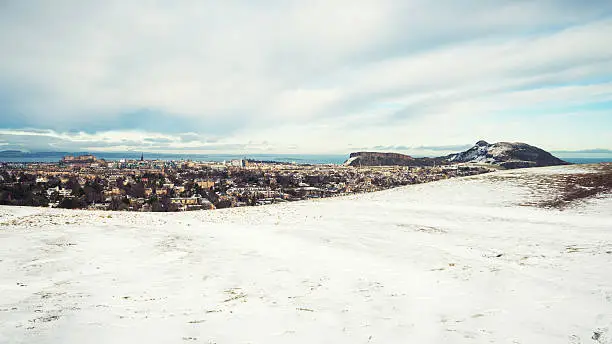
{"left": 1, "top": 165, "right": 611, "bottom": 343}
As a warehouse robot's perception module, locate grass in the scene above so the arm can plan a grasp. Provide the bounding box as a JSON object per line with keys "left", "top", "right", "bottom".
{"left": 537, "top": 164, "right": 612, "bottom": 209}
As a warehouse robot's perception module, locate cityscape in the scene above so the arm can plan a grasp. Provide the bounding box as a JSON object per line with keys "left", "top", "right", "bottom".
{"left": 2, "top": 2, "right": 610, "bottom": 342}
{"left": 0, "top": 154, "right": 492, "bottom": 211}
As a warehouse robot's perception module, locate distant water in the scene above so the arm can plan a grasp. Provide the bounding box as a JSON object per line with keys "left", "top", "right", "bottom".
{"left": 0, "top": 152, "right": 350, "bottom": 165}
{"left": 563, "top": 157, "right": 612, "bottom": 164}
{"left": 2, "top": 152, "right": 611, "bottom": 165}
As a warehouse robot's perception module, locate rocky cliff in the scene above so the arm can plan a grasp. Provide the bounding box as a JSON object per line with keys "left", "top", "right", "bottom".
{"left": 344, "top": 152, "right": 444, "bottom": 167}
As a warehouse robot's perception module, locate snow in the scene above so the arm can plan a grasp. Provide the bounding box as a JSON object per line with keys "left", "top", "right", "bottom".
{"left": 487, "top": 142, "right": 514, "bottom": 157}
{"left": 343, "top": 156, "right": 359, "bottom": 166}
{"left": 1, "top": 165, "right": 611, "bottom": 343}
{"left": 449, "top": 144, "right": 491, "bottom": 163}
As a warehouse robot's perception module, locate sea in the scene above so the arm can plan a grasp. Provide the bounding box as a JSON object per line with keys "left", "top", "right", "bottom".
{"left": 1, "top": 152, "right": 611, "bottom": 165}
{"left": 563, "top": 157, "right": 612, "bottom": 164}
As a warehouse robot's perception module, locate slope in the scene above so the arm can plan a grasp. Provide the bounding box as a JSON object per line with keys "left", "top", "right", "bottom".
{"left": 0, "top": 165, "right": 611, "bottom": 344}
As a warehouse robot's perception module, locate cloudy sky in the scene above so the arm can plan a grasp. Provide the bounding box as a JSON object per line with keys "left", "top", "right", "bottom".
{"left": 1, "top": 1, "right": 611, "bottom": 155}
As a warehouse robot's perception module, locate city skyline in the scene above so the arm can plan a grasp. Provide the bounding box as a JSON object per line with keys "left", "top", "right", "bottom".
{"left": 1, "top": 1, "right": 612, "bottom": 155}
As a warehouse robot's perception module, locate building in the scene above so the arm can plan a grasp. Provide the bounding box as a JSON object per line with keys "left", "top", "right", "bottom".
{"left": 46, "top": 186, "right": 72, "bottom": 197}
{"left": 174, "top": 185, "right": 185, "bottom": 193}
{"left": 170, "top": 195, "right": 201, "bottom": 206}
{"left": 196, "top": 180, "right": 215, "bottom": 189}
{"left": 61, "top": 154, "right": 99, "bottom": 164}
{"left": 170, "top": 195, "right": 215, "bottom": 210}
{"left": 229, "top": 159, "right": 243, "bottom": 167}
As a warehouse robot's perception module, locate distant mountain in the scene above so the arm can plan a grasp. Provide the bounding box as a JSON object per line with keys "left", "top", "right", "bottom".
{"left": 0, "top": 150, "right": 69, "bottom": 158}
{"left": 0, "top": 150, "right": 26, "bottom": 157}
{"left": 345, "top": 141, "right": 569, "bottom": 169}
{"left": 446, "top": 141, "right": 569, "bottom": 168}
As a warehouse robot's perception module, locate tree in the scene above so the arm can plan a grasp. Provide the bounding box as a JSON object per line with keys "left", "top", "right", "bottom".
{"left": 58, "top": 197, "right": 87, "bottom": 209}
{"left": 215, "top": 199, "right": 233, "bottom": 209}
{"left": 84, "top": 181, "right": 103, "bottom": 203}
{"left": 128, "top": 182, "right": 145, "bottom": 198}
{"left": 109, "top": 196, "right": 129, "bottom": 211}
{"left": 47, "top": 177, "right": 61, "bottom": 188}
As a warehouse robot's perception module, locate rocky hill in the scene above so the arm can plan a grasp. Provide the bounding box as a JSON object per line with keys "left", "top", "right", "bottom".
{"left": 344, "top": 152, "right": 443, "bottom": 167}
{"left": 446, "top": 140, "right": 569, "bottom": 168}
{"left": 345, "top": 141, "right": 569, "bottom": 169}
{"left": 344, "top": 152, "right": 412, "bottom": 166}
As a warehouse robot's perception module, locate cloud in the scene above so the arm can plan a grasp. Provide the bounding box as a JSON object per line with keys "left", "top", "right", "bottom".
{"left": 143, "top": 137, "right": 174, "bottom": 144}
{"left": 0, "top": 1, "right": 611, "bottom": 152}
{"left": 0, "top": 128, "right": 280, "bottom": 153}
{"left": 414, "top": 145, "right": 474, "bottom": 152}
{"left": 362, "top": 144, "right": 475, "bottom": 156}
{"left": 371, "top": 145, "right": 410, "bottom": 151}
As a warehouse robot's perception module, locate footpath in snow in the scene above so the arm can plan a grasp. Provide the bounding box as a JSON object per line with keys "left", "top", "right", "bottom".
{"left": 1, "top": 165, "right": 611, "bottom": 343}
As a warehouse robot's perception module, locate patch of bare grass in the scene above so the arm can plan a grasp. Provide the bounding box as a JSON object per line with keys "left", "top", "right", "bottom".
{"left": 537, "top": 164, "right": 612, "bottom": 209}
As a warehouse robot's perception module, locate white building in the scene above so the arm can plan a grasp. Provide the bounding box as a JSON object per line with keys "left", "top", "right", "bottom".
{"left": 229, "top": 159, "right": 243, "bottom": 167}
{"left": 46, "top": 186, "right": 72, "bottom": 197}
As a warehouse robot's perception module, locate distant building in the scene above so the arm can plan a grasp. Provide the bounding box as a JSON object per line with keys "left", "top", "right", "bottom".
{"left": 196, "top": 180, "right": 215, "bottom": 189}
{"left": 229, "top": 159, "right": 243, "bottom": 167}
{"left": 170, "top": 195, "right": 200, "bottom": 206}
{"left": 170, "top": 195, "right": 215, "bottom": 210}
{"left": 174, "top": 185, "right": 185, "bottom": 193}
{"left": 46, "top": 186, "right": 72, "bottom": 197}
{"left": 61, "top": 154, "right": 99, "bottom": 164}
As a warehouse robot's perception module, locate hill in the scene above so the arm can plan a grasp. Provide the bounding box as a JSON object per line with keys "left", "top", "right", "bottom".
{"left": 0, "top": 150, "right": 28, "bottom": 157}
{"left": 446, "top": 140, "right": 569, "bottom": 168}
{"left": 344, "top": 151, "right": 445, "bottom": 167}
{"left": 1, "top": 165, "right": 610, "bottom": 343}
{"left": 345, "top": 141, "right": 569, "bottom": 168}
{"left": 344, "top": 152, "right": 413, "bottom": 166}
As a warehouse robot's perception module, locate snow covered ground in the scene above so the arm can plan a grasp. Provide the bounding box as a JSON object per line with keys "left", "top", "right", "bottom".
{"left": 1, "top": 165, "right": 611, "bottom": 343}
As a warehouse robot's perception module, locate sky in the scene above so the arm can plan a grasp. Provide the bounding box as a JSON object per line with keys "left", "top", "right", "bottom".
{"left": 0, "top": 1, "right": 611, "bottom": 156}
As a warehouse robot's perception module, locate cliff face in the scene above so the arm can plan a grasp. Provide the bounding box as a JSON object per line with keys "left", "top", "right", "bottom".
{"left": 446, "top": 141, "right": 569, "bottom": 168}
{"left": 345, "top": 152, "right": 445, "bottom": 167}
{"left": 345, "top": 152, "right": 415, "bottom": 167}
{"left": 345, "top": 141, "right": 569, "bottom": 169}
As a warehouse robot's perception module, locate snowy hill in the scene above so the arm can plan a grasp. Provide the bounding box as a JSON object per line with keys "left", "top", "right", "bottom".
{"left": 1, "top": 165, "right": 611, "bottom": 343}
{"left": 447, "top": 140, "right": 568, "bottom": 168}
